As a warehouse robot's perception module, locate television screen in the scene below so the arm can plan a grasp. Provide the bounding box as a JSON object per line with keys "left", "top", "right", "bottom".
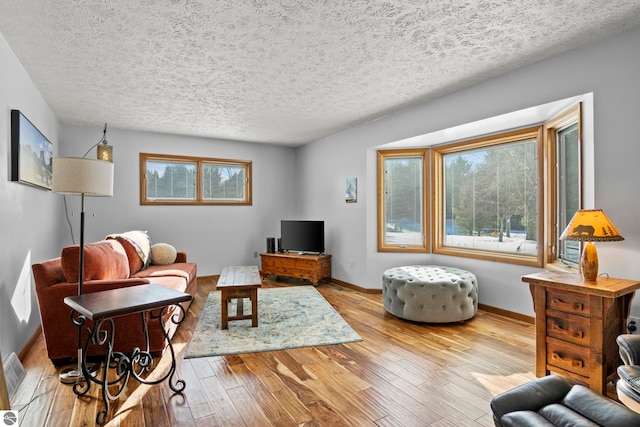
{"left": 280, "top": 220, "right": 325, "bottom": 254}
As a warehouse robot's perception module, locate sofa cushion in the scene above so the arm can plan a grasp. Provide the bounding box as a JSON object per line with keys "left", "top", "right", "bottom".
{"left": 140, "top": 275, "right": 188, "bottom": 292}
{"left": 538, "top": 403, "right": 599, "bottom": 426}
{"left": 132, "top": 262, "right": 196, "bottom": 289}
{"left": 61, "top": 240, "right": 130, "bottom": 282}
{"left": 501, "top": 411, "right": 556, "bottom": 427}
{"left": 151, "top": 243, "right": 177, "bottom": 265}
{"left": 106, "top": 230, "right": 152, "bottom": 274}
{"left": 562, "top": 384, "right": 640, "bottom": 426}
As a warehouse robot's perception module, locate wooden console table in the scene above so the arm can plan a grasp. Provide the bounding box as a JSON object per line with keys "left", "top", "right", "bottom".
{"left": 260, "top": 252, "right": 331, "bottom": 286}
{"left": 522, "top": 271, "right": 640, "bottom": 395}
{"left": 64, "top": 284, "right": 192, "bottom": 425}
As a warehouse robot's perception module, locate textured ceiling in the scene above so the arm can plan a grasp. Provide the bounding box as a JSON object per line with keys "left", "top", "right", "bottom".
{"left": 1, "top": 1, "right": 640, "bottom": 146}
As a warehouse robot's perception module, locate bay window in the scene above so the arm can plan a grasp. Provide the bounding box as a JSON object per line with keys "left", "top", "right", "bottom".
{"left": 377, "top": 103, "right": 582, "bottom": 268}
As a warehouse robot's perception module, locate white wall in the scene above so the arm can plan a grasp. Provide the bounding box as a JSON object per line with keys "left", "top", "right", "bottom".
{"left": 58, "top": 124, "right": 299, "bottom": 276}
{"left": 0, "top": 32, "right": 60, "bottom": 358}
{"left": 298, "top": 26, "right": 640, "bottom": 317}
{"left": 3, "top": 25, "right": 640, "bottom": 360}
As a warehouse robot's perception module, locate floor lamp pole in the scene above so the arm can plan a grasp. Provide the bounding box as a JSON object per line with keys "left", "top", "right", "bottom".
{"left": 76, "top": 193, "right": 86, "bottom": 377}
{"left": 60, "top": 193, "right": 91, "bottom": 384}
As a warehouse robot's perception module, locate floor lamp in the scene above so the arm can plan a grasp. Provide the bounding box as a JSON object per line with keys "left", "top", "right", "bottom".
{"left": 52, "top": 157, "right": 114, "bottom": 383}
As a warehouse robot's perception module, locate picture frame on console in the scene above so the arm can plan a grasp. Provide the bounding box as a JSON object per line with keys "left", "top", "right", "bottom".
{"left": 10, "top": 109, "right": 53, "bottom": 190}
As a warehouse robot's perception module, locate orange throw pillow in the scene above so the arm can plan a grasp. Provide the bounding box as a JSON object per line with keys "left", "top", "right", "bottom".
{"left": 61, "top": 240, "right": 130, "bottom": 282}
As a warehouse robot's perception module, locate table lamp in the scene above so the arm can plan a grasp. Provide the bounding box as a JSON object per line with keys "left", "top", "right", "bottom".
{"left": 52, "top": 157, "right": 114, "bottom": 383}
{"left": 559, "top": 209, "right": 624, "bottom": 281}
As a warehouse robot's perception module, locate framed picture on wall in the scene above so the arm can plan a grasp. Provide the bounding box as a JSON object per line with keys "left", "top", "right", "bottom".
{"left": 346, "top": 177, "right": 357, "bottom": 203}
{"left": 11, "top": 109, "right": 53, "bottom": 190}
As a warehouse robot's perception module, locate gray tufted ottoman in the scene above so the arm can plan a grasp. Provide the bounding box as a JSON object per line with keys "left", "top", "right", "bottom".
{"left": 382, "top": 265, "right": 478, "bottom": 323}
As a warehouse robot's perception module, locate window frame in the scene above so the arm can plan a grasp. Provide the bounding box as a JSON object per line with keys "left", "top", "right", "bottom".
{"left": 140, "top": 152, "right": 252, "bottom": 206}
{"left": 376, "top": 102, "right": 584, "bottom": 266}
{"left": 431, "top": 126, "right": 544, "bottom": 266}
{"left": 544, "top": 104, "right": 583, "bottom": 266}
{"left": 377, "top": 148, "right": 430, "bottom": 253}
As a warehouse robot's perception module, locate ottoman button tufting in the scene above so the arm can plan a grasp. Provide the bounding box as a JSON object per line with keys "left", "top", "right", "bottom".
{"left": 382, "top": 265, "right": 478, "bottom": 323}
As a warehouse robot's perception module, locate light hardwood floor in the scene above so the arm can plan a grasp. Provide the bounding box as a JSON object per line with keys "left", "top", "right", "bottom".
{"left": 12, "top": 276, "right": 536, "bottom": 426}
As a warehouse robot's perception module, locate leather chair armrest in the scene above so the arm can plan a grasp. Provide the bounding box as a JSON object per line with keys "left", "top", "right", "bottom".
{"left": 618, "top": 365, "right": 640, "bottom": 395}
{"left": 490, "top": 375, "right": 577, "bottom": 422}
{"left": 617, "top": 334, "right": 640, "bottom": 365}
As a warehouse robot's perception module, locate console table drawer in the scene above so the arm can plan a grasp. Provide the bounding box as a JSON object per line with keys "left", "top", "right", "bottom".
{"left": 546, "top": 337, "right": 590, "bottom": 377}
{"left": 547, "top": 289, "right": 590, "bottom": 316}
{"left": 546, "top": 309, "right": 590, "bottom": 346}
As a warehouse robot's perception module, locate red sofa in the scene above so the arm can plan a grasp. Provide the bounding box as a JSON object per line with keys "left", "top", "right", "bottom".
{"left": 32, "top": 232, "right": 197, "bottom": 365}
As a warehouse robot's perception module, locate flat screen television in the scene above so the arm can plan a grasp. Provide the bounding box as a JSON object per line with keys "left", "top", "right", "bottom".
{"left": 280, "top": 220, "right": 325, "bottom": 254}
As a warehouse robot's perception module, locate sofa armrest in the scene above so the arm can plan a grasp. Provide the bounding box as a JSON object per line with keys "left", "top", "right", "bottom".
{"left": 618, "top": 334, "right": 640, "bottom": 366}
{"left": 32, "top": 258, "right": 66, "bottom": 291}
{"left": 491, "top": 375, "right": 577, "bottom": 422}
{"left": 175, "top": 251, "right": 187, "bottom": 263}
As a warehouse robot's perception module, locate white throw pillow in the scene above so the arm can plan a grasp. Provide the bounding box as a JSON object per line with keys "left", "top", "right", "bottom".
{"left": 151, "top": 243, "right": 177, "bottom": 265}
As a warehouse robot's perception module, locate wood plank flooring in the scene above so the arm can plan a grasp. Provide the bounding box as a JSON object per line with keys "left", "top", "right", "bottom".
{"left": 11, "top": 276, "right": 536, "bottom": 426}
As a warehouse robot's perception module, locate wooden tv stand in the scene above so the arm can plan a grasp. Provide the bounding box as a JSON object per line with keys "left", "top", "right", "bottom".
{"left": 260, "top": 252, "right": 331, "bottom": 286}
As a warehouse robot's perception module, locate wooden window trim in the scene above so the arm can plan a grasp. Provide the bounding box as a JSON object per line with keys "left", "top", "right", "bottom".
{"left": 431, "top": 126, "right": 544, "bottom": 267}
{"left": 140, "top": 152, "right": 252, "bottom": 206}
{"left": 377, "top": 148, "right": 429, "bottom": 253}
{"left": 543, "top": 103, "right": 582, "bottom": 267}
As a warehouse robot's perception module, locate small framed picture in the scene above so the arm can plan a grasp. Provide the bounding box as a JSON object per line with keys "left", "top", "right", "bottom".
{"left": 11, "top": 110, "right": 53, "bottom": 190}
{"left": 346, "top": 178, "right": 357, "bottom": 203}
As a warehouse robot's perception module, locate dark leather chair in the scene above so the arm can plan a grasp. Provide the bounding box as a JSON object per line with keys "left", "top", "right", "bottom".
{"left": 490, "top": 374, "right": 640, "bottom": 426}
{"left": 617, "top": 334, "right": 640, "bottom": 414}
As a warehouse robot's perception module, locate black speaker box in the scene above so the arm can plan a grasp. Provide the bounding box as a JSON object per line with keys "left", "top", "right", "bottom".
{"left": 266, "top": 237, "right": 276, "bottom": 253}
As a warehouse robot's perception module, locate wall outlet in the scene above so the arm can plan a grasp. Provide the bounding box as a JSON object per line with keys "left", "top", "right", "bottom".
{"left": 253, "top": 251, "right": 258, "bottom": 258}
{"left": 349, "top": 258, "right": 355, "bottom": 268}
{"left": 627, "top": 316, "right": 640, "bottom": 334}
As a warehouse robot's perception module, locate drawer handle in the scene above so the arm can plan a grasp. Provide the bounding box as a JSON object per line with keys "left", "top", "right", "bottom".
{"left": 550, "top": 298, "right": 584, "bottom": 312}
{"left": 551, "top": 352, "right": 584, "bottom": 368}
{"left": 550, "top": 322, "right": 584, "bottom": 339}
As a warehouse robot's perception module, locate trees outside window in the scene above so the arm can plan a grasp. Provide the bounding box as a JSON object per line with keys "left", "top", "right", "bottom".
{"left": 378, "top": 103, "right": 582, "bottom": 268}
{"left": 202, "top": 163, "right": 246, "bottom": 201}
{"left": 377, "top": 149, "right": 428, "bottom": 252}
{"left": 146, "top": 160, "right": 196, "bottom": 200}
{"left": 433, "top": 127, "right": 542, "bottom": 265}
{"left": 140, "top": 153, "right": 251, "bottom": 205}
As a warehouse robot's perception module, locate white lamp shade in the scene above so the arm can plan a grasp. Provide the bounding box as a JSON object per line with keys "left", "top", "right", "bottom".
{"left": 52, "top": 157, "right": 114, "bottom": 196}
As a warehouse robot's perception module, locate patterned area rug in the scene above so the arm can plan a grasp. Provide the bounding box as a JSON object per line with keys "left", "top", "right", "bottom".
{"left": 185, "top": 286, "right": 362, "bottom": 358}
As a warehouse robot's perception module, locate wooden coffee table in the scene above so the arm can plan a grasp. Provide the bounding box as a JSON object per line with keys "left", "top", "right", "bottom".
{"left": 217, "top": 265, "right": 262, "bottom": 329}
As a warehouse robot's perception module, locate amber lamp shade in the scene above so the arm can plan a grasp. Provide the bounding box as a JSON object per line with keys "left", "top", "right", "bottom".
{"left": 97, "top": 141, "right": 113, "bottom": 162}
{"left": 559, "top": 209, "right": 624, "bottom": 281}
